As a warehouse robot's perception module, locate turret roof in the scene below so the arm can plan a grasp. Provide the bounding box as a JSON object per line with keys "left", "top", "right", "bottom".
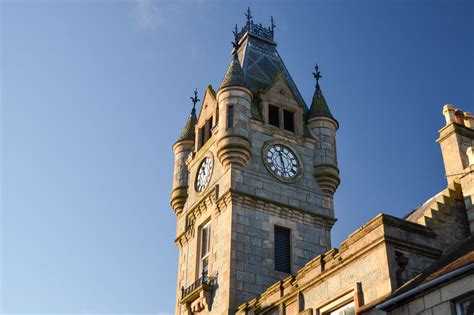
{"left": 177, "top": 108, "right": 197, "bottom": 142}
{"left": 308, "top": 83, "right": 335, "bottom": 121}
{"left": 219, "top": 55, "right": 248, "bottom": 90}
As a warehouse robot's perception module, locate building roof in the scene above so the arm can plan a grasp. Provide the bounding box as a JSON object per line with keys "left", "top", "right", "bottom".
{"left": 397, "top": 235, "right": 474, "bottom": 294}
{"left": 308, "top": 83, "right": 336, "bottom": 121}
{"left": 219, "top": 55, "right": 248, "bottom": 90}
{"left": 235, "top": 32, "right": 308, "bottom": 120}
{"left": 177, "top": 108, "right": 197, "bottom": 142}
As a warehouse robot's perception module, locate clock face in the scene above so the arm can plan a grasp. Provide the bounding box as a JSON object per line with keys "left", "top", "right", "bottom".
{"left": 195, "top": 157, "right": 213, "bottom": 192}
{"left": 264, "top": 144, "right": 300, "bottom": 180}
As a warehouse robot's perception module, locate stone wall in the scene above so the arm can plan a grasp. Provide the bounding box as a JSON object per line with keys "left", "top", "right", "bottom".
{"left": 236, "top": 214, "right": 443, "bottom": 314}
{"left": 388, "top": 274, "right": 474, "bottom": 315}
{"left": 228, "top": 193, "right": 332, "bottom": 309}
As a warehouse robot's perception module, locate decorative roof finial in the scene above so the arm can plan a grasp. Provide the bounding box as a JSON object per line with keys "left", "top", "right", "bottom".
{"left": 271, "top": 16, "right": 276, "bottom": 33}
{"left": 312, "top": 64, "right": 322, "bottom": 87}
{"left": 245, "top": 7, "right": 253, "bottom": 26}
{"left": 190, "top": 88, "right": 200, "bottom": 111}
{"left": 232, "top": 24, "right": 240, "bottom": 55}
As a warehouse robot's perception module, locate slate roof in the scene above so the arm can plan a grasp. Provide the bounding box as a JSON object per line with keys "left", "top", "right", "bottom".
{"left": 395, "top": 235, "right": 474, "bottom": 295}
{"left": 308, "top": 83, "right": 336, "bottom": 121}
{"left": 177, "top": 108, "right": 197, "bottom": 142}
{"left": 236, "top": 33, "right": 308, "bottom": 120}
{"left": 220, "top": 55, "right": 248, "bottom": 90}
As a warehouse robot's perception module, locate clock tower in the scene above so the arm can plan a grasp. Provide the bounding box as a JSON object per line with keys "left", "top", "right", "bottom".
{"left": 170, "top": 10, "right": 340, "bottom": 314}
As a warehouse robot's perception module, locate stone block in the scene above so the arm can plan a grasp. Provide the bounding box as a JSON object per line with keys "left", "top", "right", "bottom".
{"left": 424, "top": 289, "right": 442, "bottom": 309}
{"left": 432, "top": 301, "right": 454, "bottom": 315}
{"left": 408, "top": 297, "right": 425, "bottom": 314}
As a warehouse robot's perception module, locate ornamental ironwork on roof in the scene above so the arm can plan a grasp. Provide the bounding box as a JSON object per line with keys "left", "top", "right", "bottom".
{"left": 308, "top": 65, "right": 335, "bottom": 122}
{"left": 234, "top": 7, "right": 276, "bottom": 43}
{"left": 177, "top": 89, "right": 199, "bottom": 142}
{"left": 226, "top": 8, "right": 307, "bottom": 120}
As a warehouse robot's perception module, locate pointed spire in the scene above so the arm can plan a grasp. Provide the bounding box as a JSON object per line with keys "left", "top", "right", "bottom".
{"left": 308, "top": 65, "right": 335, "bottom": 120}
{"left": 177, "top": 90, "right": 198, "bottom": 142}
{"left": 219, "top": 28, "right": 248, "bottom": 90}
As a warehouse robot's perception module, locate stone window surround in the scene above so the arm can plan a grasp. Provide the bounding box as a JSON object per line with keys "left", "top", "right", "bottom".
{"left": 316, "top": 288, "right": 354, "bottom": 315}
{"left": 198, "top": 220, "right": 211, "bottom": 277}
{"left": 455, "top": 291, "right": 474, "bottom": 315}
{"left": 261, "top": 100, "right": 303, "bottom": 138}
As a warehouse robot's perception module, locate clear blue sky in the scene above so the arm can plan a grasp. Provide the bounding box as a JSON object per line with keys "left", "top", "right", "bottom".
{"left": 1, "top": 0, "right": 473, "bottom": 314}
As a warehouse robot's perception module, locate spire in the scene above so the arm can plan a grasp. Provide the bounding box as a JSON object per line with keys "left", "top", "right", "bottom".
{"left": 219, "top": 27, "right": 248, "bottom": 90}
{"left": 177, "top": 90, "right": 198, "bottom": 142}
{"left": 308, "top": 65, "right": 335, "bottom": 121}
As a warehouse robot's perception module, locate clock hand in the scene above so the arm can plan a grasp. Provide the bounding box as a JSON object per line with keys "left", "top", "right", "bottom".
{"left": 278, "top": 152, "right": 285, "bottom": 169}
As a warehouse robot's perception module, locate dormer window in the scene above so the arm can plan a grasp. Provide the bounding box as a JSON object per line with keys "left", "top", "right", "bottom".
{"left": 283, "top": 110, "right": 295, "bottom": 132}
{"left": 197, "top": 117, "right": 215, "bottom": 150}
{"left": 268, "top": 104, "right": 295, "bottom": 133}
{"left": 269, "top": 105, "right": 280, "bottom": 127}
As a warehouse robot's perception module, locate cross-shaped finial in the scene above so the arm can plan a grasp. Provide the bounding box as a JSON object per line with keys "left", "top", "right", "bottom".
{"left": 190, "top": 89, "right": 200, "bottom": 110}
{"left": 231, "top": 24, "right": 240, "bottom": 54}
{"left": 312, "top": 64, "right": 322, "bottom": 86}
{"left": 245, "top": 7, "right": 252, "bottom": 26}
{"left": 271, "top": 16, "right": 276, "bottom": 32}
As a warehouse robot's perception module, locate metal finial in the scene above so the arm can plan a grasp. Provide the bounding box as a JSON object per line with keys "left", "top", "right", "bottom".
{"left": 245, "top": 7, "right": 252, "bottom": 26}
{"left": 190, "top": 89, "right": 200, "bottom": 110}
{"left": 271, "top": 16, "right": 276, "bottom": 32}
{"left": 312, "top": 64, "right": 322, "bottom": 86}
{"left": 231, "top": 24, "right": 240, "bottom": 54}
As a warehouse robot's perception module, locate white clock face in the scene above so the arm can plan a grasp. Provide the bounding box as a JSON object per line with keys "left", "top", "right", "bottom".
{"left": 264, "top": 144, "right": 299, "bottom": 180}
{"left": 195, "top": 157, "right": 213, "bottom": 192}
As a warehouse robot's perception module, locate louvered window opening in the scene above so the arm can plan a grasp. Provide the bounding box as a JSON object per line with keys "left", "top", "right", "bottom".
{"left": 274, "top": 226, "right": 291, "bottom": 273}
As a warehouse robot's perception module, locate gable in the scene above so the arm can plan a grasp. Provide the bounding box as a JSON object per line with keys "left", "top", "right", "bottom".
{"left": 196, "top": 85, "right": 218, "bottom": 127}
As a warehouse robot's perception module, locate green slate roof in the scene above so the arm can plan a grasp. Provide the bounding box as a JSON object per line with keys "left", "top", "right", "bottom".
{"left": 237, "top": 34, "right": 308, "bottom": 120}
{"left": 308, "top": 84, "right": 335, "bottom": 121}
{"left": 220, "top": 55, "right": 248, "bottom": 90}
{"left": 177, "top": 108, "right": 197, "bottom": 142}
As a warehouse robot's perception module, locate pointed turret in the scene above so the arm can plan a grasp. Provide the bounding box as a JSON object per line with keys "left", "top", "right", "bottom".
{"left": 308, "top": 83, "right": 337, "bottom": 123}
{"left": 215, "top": 26, "right": 253, "bottom": 169}
{"left": 307, "top": 65, "right": 340, "bottom": 198}
{"left": 177, "top": 107, "right": 197, "bottom": 142}
{"left": 219, "top": 55, "right": 248, "bottom": 90}
{"left": 170, "top": 90, "right": 200, "bottom": 215}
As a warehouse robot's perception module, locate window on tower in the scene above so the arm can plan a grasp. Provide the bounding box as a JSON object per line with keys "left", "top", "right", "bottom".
{"left": 227, "top": 105, "right": 234, "bottom": 129}
{"left": 269, "top": 105, "right": 280, "bottom": 127}
{"left": 199, "top": 221, "right": 211, "bottom": 276}
{"left": 274, "top": 226, "right": 291, "bottom": 273}
{"left": 283, "top": 110, "right": 295, "bottom": 132}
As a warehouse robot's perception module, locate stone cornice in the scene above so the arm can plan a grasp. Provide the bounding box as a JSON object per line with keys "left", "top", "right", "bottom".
{"left": 227, "top": 189, "right": 337, "bottom": 229}
{"left": 437, "top": 122, "right": 474, "bottom": 143}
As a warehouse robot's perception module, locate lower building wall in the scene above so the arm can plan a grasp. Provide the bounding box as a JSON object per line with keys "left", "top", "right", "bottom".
{"left": 387, "top": 274, "right": 474, "bottom": 315}
{"left": 300, "top": 243, "right": 392, "bottom": 313}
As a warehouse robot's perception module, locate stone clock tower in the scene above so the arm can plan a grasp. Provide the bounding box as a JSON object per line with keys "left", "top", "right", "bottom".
{"left": 170, "top": 9, "right": 340, "bottom": 314}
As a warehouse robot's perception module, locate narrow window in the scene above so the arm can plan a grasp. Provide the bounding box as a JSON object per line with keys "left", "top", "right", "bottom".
{"left": 199, "top": 127, "right": 205, "bottom": 149}
{"left": 199, "top": 222, "right": 211, "bottom": 276}
{"left": 283, "top": 110, "right": 295, "bottom": 132}
{"left": 274, "top": 226, "right": 291, "bottom": 273}
{"left": 206, "top": 119, "right": 212, "bottom": 140}
{"left": 268, "top": 105, "right": 280, "bottom": 127}
{"left": 227, "top": 105, "right": 234, "bottom": 129}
